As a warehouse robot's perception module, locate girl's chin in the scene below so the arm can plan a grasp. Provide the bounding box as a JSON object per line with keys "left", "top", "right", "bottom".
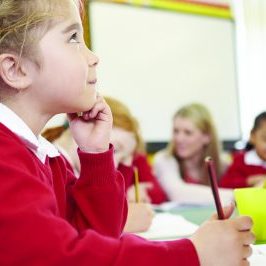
{"left": 176, "top": 149, "right": 188, "bottom": 157}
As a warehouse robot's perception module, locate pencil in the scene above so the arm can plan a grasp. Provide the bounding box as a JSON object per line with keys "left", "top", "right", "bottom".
{"left": 205, "top": 156, "right": 225, "bottom": 220}
{"left": 133, "top": 167, "right": 140, "bottom": 203}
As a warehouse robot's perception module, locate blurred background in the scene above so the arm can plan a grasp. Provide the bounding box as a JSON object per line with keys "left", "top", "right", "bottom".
{"left": 48, "top": 0, "right": 266, "bottom": 151}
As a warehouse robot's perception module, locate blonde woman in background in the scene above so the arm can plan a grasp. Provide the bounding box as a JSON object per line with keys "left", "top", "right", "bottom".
{"left": 153, "top": 103, "right": 233, "bottom": 205}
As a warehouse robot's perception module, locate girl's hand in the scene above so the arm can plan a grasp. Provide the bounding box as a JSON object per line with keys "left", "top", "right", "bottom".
{"left": 247, "top": 174, "right": 266, "bottom": 187}
{"left": 127, "top": 183, "right": 153, "bottom": 203}
{"left": 68, "top": 95, "right": 112, "bottom": 153}
{"left": 191, "top": 204, "right": 255, "bottom": 266}
{"left": 114, "top": 148, "right": 134, "bottom": 168}
{"left": 124, "top": 202, "right": 154, "bottom": 233}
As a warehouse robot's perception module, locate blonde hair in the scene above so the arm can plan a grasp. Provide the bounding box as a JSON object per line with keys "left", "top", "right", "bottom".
{"left": 0, "top": 0, "right": 83, "bottom": 63}
{"left": 105, "top": 96, "right": 145, "bottom": 154}
{"left": 168, "top": 103, "right": 222, "bottom": 184}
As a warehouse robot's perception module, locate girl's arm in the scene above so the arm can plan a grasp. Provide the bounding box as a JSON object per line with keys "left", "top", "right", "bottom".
{"left": 0, "top": 141, "right": 199, "bottom": 266}
{"left": 64, "top": 146, "right": 127, "bottom": 237}
{"left": 153, "top": 151, "right": 233, "bottom": 205}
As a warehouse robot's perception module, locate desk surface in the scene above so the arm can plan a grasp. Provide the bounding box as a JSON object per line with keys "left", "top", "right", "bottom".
{"left": 169, "top": 205, "right": 216, "bottom": 225}
{"left": 158, "top": 205, "right": 266, "bottom": 265}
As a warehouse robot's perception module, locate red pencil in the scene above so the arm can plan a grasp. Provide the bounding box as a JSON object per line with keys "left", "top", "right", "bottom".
{"left": 205, "top": 156, "right": 225, "bottom": 220}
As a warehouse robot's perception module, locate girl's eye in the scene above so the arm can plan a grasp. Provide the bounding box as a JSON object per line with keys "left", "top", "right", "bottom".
{"left": 69, "top": 32, "right": 80, "bottom": 43}
{"left": 184, "top": 130, "right": 193, "bottom": 136}
{"left": 173, "top": 128, "right": 179, "bottom": 134}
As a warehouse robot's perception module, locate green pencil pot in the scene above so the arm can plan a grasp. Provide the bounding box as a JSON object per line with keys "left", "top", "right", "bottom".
{"left": 234, "top": 187, "right": 266, "bottom": 244}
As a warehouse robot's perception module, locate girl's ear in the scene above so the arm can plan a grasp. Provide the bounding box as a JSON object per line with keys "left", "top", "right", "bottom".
{"left": 0, "top": 53, "right": 33, "bottom": 90}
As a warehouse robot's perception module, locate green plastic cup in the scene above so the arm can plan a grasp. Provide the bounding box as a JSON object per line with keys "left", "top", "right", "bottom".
{"left": 234, "top": 187, "right": 266, "bottom": 244}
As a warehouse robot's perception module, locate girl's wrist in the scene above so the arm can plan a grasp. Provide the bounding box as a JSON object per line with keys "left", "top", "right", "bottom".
{"left": 79, "top": 144, "right": 109, "bottom": 154}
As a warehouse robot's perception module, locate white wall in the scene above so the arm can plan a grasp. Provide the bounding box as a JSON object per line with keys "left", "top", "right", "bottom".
{"left": 232, "top": 0, "right": 266, "bottom": 140}
{"left": 89, "top": 2, "right": 240, "bottom": 142}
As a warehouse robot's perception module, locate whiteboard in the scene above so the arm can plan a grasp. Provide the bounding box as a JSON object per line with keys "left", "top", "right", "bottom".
{"left": 90, "top": 2, "right": 240, "bottom": 142}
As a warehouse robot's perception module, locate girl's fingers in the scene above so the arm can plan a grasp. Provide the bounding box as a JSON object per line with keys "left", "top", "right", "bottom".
{"left": 139, "top": 182, "right": 153, "bottom": 190}
{"left": 88, "top": 101, "right": 108, "bottom": 120}
{"left": 69, "top": 94, "right": 108, "bottom": 121}
{"left": 242, "top": 245, "right": 253, "bottom": 259}
{"left": 210, "top": 203, "right": 235, "bottom": 220}
{"left": 233, "top": 216, "right": 253, "bottom": 231}
{"left": 241, "top": 231, "right": 256, "bottom": 245}
{"left": 241, "top": 258, "right": 250, "bottom": 266}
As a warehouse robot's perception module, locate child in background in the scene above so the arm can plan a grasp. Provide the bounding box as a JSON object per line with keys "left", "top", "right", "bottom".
{"left": 220, "top": 111, "right": 266, "bottom": 188}
{"left": 42, "top": 121, "right": 80, "bottom": 175}
{"left": 153, "top": 103, "right": 233, "bottom": 205}
{"left": 43, "top": 123, "right": 154, "bottom": 233}
{"left": 0, "top": 0, "right": 254, "bottom": 265}
{"left": 105, "top": 96, "right": 168, "bottom": 204}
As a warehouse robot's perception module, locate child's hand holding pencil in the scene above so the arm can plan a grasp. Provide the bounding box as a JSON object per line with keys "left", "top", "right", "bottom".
{"left": 126, "top": 167, "right": 152, "bottom": 203}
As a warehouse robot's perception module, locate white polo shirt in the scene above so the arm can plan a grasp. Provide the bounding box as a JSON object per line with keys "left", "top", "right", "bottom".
{"left": 0, "top": 103, "right": 60, "bottom": 163}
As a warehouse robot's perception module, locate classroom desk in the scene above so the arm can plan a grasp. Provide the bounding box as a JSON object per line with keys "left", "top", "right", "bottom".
{"left": 137, "top": 204, "right": 216, "bottom": 241}
{"left": 154, "top": 205, "right": 266, "bottom": 266}
{"left": 168, "top": 205, "right": 215, "bottom": 225}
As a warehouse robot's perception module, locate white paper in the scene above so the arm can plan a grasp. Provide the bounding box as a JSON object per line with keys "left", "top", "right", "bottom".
{"left": 135, "top": 213, "right": 199, "bottom": 240}
{"left": 250, "top": 245, "right": 266, "bottom": 266}
{"left": 152, "top": 202, "right": 212, "bottom": 212}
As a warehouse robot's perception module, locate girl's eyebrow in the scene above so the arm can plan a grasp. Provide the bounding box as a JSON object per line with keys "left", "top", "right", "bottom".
{"left": 62, "top": 22, "right": 81, "bottom": 34}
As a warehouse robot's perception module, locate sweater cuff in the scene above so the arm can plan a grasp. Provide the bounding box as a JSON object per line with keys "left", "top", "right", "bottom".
{"left": 118, "top": 164, "right": 134, "bottom": 188}
{"left": 168, "top": 239, "right": 200, "bottom": 266}
{"left": 78, "top": 144, "right": 116, "bottom": 185}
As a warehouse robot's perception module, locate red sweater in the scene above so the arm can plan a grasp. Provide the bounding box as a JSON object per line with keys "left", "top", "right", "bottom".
{"left": 118, "top": 154, "right": 168, "bottom": 204}
{"left": 220, "top": 151, "right": 266, "bottom": 188}
{"left": 0, "top": 123, "right": 199, "bottom": 266}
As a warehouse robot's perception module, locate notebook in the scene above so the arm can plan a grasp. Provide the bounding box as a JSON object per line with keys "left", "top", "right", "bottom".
{"left": 250, "top": 244, "right": 266, "bottom": 266}
{"left": 135, "top": 212, "right": 199, "bottom": 240}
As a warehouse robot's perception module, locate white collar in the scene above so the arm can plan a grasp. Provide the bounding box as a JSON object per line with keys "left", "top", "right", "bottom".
{"left": 0, "top": 103, "right": 60, "bottom": 163}
{"left": 244, "top": 150, "right": 266, "bottom": 168}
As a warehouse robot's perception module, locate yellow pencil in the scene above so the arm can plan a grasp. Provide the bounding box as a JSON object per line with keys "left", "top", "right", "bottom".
{"left": 263, "top": 179, "right": 266, "bottom": 189}
{"left": 133, "top": 167, "right": 140, "bottom": 203}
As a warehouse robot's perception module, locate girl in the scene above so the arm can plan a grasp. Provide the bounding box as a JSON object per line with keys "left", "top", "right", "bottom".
{"left": 43, "top": 122, "right": 154, "bottom": 233}
{"left": 153, "top": 103, "right": 233, "bottom": 205}
{"left": 0, "top": 0, "right": 254, "bottom": 265}
{"left": 105, "top": 96, "right": 168, "bottom": 204}
{"left": 220, "top": 111, "right": 266, "bottom": 188}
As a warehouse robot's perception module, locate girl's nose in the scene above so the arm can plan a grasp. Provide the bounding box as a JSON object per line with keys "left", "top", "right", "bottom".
{"left": 175, "top": 134, "right": 185, "bottom": 143}
{"left": 86, "top": 48, "right": 99, "bottom": 67}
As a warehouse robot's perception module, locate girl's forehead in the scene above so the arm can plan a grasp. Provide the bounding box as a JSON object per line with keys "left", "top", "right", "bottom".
{"left": 256, "top": 121, "right": 266, "bottom": 132}
{"left": 174, "top": 117, "right": 195, "bottom": 127}
{"left": 49, "top": 1, "right": 82, "bottom": 28}
{"left": 46, "top": 0, "right": 80, "bottom": 18}
{"left": 174, "top": 117, "right": 203, "bottom": 132}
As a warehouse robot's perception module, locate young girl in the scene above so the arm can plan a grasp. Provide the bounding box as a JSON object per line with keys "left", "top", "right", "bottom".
{"left": 153, "top": 103, "right": 233, "bottom": 205}
{"left": 105, "top": 96, "right": 168, "bottom": 204}
{"left": 0, "top": 0, "right": 254, "bottom": 265}
{"left": 220, "top": 111, "right": 266, "bottom": 188}
{"left": 43, "top": 122, "right": 154, "bottom": 233}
